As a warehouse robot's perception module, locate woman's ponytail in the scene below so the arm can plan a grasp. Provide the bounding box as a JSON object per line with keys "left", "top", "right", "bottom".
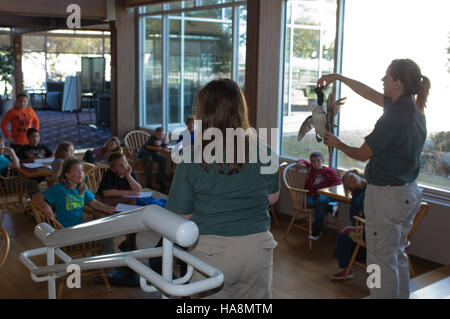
{"left": 416, "top": 75, "right": 430, "bottom": 113}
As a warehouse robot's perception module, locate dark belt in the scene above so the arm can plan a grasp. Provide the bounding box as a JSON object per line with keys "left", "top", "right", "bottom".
{"left": 388, "top": 183, "right": 407, "bottom": 187}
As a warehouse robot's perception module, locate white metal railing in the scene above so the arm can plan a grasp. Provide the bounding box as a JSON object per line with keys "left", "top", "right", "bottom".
{"left": 20, "top": 205, "right": 224, "bottom": 299}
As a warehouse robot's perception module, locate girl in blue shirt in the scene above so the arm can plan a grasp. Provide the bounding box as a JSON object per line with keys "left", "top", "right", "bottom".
{"left": 32, "top": 158, "right": 114, "bottom": 227}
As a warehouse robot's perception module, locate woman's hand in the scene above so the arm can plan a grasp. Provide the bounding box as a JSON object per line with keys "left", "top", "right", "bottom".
{"left": 323, "top": 131, "right": 342, "bottom": 148}
{"left": 317, "top": 73, "right": 341, "bottom": 89}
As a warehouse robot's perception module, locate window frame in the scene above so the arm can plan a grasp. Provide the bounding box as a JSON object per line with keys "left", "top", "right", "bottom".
{"left": 279, "top": 0, "right": 450, "bottom": 199}
{"left": 138, "top": 0, "right": 247, "bottom": 132}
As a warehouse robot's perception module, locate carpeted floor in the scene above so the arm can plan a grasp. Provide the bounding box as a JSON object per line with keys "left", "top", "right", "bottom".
{"left": 35, "top": 108, "right": 111, "bottom": 150}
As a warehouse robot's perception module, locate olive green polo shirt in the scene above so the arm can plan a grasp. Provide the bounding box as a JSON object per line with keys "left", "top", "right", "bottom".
{"left": 364, "top": 96, "right": 426, "bottom": 186}
{"left": 166, "top": 146, "right": 280, "bottom": 236}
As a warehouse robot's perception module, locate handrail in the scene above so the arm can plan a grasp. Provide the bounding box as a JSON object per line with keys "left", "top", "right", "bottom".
{"left": 34, "top": 205, "right": 199, "bottom": 248}
{"left": 20, "top": 205, "right": 224, "bottom": 299}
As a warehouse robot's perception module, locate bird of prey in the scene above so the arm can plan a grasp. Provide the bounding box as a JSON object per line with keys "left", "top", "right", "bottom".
{"left": 297, "top": 86, "right": 346, "bottom": 143}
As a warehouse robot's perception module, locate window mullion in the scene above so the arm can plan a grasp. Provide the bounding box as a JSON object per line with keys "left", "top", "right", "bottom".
{"left": 333, "top": 0, "right": 345, "bottom": 168}
{"left": 162, "top": 13, "right": 169, "bottom": 131}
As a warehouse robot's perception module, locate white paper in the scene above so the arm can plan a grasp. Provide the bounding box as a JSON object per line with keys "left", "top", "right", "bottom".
{"left": 34, "top": 157, "right": 54, "bottom": 164}
{"left": 23, "top": 162, "right": 45, "bottom": 168}
{"left": 122, "top": 191, "right": 153, "bottom": 198}
{"left": 114, "top": 203, "right": 141, "bottom": 212}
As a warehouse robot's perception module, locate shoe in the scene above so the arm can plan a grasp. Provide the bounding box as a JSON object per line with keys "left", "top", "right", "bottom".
{"left": 308, "top": 232, "right": 321, "bottom": 240}
{"left": 329, "top": 268, "right": 354, "bottom": 280}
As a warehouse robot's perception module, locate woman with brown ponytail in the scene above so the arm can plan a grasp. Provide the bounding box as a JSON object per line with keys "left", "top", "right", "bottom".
{"left": 318, "top": 58, "right": 430, "bottom": 299}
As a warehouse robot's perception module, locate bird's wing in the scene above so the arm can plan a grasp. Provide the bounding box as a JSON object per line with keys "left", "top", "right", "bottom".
{"left": 298, "top": 115, "right": 313, "bottom": 141}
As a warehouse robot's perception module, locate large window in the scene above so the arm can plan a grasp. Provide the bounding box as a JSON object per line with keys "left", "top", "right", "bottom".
{"left": 281, "top": 0, "right": 450, "bottom": 193}
{"left": 281, "top": 0, "right": 337, "bottom": 164}
{"left": 139, "top": 0, "right": 247, "bottom": 132}
{"left": 22, "top": 30, "right": 111, "bottom": 90}
{"left": 339, "top": 0, "right": 450, "bottom": 192}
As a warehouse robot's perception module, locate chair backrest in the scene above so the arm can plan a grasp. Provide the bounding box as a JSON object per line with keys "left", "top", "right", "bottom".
{"left": 30, "top": 200, "right": 99, "bottom": 255}
{"left": 124, "top": 130, "right": 150, "bottom": 153}
{"left": 407, "top": 202, "right": 429, "bottom": 243}
{"left": 30, "top": 200, "right": 63, "bottom": 230}
{"left": 0, "top": 227, "right": 10, "bottom": 268}
{"left": 0, "top": 172, "right": 29, "bottom": 197}
{"left": 81, "top": 162, "right": 95, "bottom": 173}
{"left": 280, "top": 162, "right": 309, "bottom": 210}
{"left": 85, "top": 165, "right": 108, "bottom": 194}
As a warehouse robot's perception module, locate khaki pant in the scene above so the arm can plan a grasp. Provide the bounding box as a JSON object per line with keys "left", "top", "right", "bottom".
{"left": 364, "top": 183, "right": 422, "bottom": 299}
{"left": 190, "top": 231, "right": 278, "bottom": 299}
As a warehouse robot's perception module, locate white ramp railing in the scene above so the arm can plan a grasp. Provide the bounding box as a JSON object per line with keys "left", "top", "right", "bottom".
{"left": 20, "top": 205, "right": 224, "bottom": 299}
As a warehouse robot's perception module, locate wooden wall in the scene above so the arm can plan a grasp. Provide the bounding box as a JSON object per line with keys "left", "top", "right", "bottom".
{"left": 111, "top": 0, "right": 137, "bottom": 138}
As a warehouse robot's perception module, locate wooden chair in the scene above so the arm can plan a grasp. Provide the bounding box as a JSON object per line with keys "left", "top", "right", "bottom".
{"left": 269, "top": 205, "right": 279, "bottom": 226}
{"left": 0, "top": 168, "right": 30, "bottom": 224}
{"left": 0, "top": 227, "right": 10, "bottom": 268}
{"left": 280, "top": 162, "right": 314, "bottom": 250}
{"left": 29, "top": 200, "right": 111, "bottom": 298}
{"left": 124, "top": 130, "right": 150, "bottom": 186}
{"left": 81, "top": 162, "right": 95, "bottom": 174}
{"left": 84, "top": 165, "right": 108, "bottom": 194}
{"left": 344, "top": 202, "right": 429, "bottom": 280}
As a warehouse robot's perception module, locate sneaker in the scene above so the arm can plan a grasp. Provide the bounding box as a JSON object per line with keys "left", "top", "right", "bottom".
{"left": 329, "top": 268, "right": 354, "bottom": 280}
{"left": 308, "top": 232, "right": 321, "bottom": 240}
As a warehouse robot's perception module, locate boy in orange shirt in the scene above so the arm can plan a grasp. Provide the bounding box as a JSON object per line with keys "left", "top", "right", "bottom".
{"left": 1, "top": 93, "right": 40, "bottom": 151}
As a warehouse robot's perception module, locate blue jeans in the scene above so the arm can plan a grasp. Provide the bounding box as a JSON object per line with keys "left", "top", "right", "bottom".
{"left": 336, "top": 233, "right": 366, "bottom": 269}
{"left": 137, "top": 148, "right": 167, "bottom": 188}
{"left": 307, "top": 195, "right": 334, "bottom": 234}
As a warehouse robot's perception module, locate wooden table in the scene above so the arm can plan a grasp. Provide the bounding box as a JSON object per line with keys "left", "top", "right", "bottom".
{"left": 18, "top": 160, "right": 51, "bottom": 178}
{"left": 94, "top": 189, "right": 168, "bottom": 249}
{"left": 317, "top": 184, "right": 351, "bottom": 203}
{"left": 143, "top": 144, "right": 175, "bottom": 155}
{"left": 93, "top": 189, "right": 168, "bottom": 218}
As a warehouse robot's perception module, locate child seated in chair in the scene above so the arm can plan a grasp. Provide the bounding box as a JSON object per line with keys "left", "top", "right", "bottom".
{"left": 330, "top": 169, "right": 367, "bottom": 280}
{"left": 16, "top": 128, "right": 53, "bottom": 160}
{"left": 49, "top": 141, "right": 74, "bottom": 187}
{"left": 96, "top": 152, "right": 142, "bottom": 197}
{"left": 0, "top": 136, "right": 20, "bottom": 174}
{"left": 32, "top": 158, "right": 114, "bottom": 227}
{"left": 83, "top": 136, "right": 123, "bottom": 165}
{"left": 137, "top": 127, "right": 169, "bottom": 193}
{"left": 32, "top": 158, "right": 118, "bottom": 277}
{"left": 296, "top": 151, "right": 341, "bottom": 240}
{"left": 0, "top": 135, "right": 40, "bottom": 196}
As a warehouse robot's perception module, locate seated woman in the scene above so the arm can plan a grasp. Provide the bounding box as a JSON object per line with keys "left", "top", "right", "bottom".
{"left": 330, "top": 169, "right": 367, "bottom": 280}
{"left": 84, "top": 136, "right": 122, "bottom": 165}
{"left": 49, "top": 141, "right": 74, "bottom": 187}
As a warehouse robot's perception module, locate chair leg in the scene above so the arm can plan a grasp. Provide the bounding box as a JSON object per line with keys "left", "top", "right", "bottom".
{"left": 57, "top": 277, "right": 65, "bottom": 299}
{"left": 335, "top": 217, "right": 340, "bottom": 233}
{"left": 100, "top": 269, "right": 112, "bottom": 293}
{"left": 269, "top": 205, "right": 279, "bottom": 226}
{"left": 345, "top": 243, "right": 361, "bottom": 280}
{"left": 284, "top": 211, "right": 298, "bottom": 239}
{"left": 308, "top": 213, "right": 312, "bottom": 251}
{"left": 407, "top": 253, "right": 416, "bottom": 278}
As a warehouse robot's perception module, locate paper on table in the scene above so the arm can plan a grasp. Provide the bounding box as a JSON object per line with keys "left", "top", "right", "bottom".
{"left": 34, "top": 157, "right": 54, "bottom": 164}
{"left": 115, "top": 203, "right": 142, "bottom": 212}
{"left": 122, "top": 191, "right": 153, "bottom": 198}
{"left": 23, "top": 162, "right": 45, "bottom": 168}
